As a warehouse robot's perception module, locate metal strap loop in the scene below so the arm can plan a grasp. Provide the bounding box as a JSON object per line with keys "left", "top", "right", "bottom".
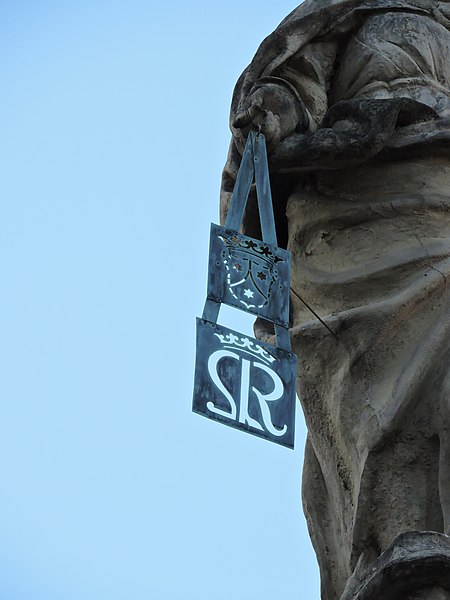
{"left": 224, "top": 132, "right": 277, "bottom": 246}
{"left": 224, "top": 134, "right": 255, "bottom": 231}
{"left": 253, "top": 133, "right": 277, "bottom": 246}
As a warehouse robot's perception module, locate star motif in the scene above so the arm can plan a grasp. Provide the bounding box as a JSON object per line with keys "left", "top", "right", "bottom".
{"left": 243, "top": 288, "right": 254, "bottom": 298}
{"left": 233, "top": 263, "right": 243, "bottom": 272}
{"left": 257, "top": 271, "right": 267, "bottom": 280}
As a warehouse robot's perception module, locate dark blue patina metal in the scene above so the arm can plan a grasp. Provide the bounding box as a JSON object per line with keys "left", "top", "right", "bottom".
{"left": 194, "top": 132, "right": 297, "bottom": 448}
{"left": 193, "top": 319, "right": 296, "bottom": 448}
{"left": 207, "top": 224, "right": 291, "bottom": 327}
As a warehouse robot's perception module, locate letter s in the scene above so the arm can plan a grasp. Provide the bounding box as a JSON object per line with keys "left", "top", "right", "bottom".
{"left": 206, "top": 350, "right": 238, "bottom": 421}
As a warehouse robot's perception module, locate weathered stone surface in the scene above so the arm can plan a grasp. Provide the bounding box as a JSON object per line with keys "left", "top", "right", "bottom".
{"left": 221, "top": 2, "right": 450, "bottom": 599}
{"left": 341, "top": 532, "right": 450, "bottom": 600}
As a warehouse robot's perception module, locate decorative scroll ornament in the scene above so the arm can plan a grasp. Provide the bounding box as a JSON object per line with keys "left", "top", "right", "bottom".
{"left": 193, "top": 132, "right": 297, "bottom": 449}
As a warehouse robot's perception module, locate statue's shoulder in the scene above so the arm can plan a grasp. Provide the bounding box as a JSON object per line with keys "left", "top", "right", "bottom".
{"left": 277, "top": 0, "right": 440, "bottom": 27}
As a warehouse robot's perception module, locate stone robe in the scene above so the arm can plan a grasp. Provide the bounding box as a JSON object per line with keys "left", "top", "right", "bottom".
{"left": 221, "top": 2, "right": 450, "bottom": 599}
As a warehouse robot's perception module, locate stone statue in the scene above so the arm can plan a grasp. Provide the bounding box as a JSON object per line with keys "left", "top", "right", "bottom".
{"left": 221, "top": 2, "right": 450, "bottom": 599}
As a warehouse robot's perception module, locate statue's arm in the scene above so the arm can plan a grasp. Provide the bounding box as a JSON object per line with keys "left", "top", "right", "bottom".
{"left": 269, "top": 11, "right": 447, "bottom": 170}
{"left": 232, "top": 40, "right": 338, "bottom": 151}
{"left": 232, "top": 11, "right": 446, "bottom": 171}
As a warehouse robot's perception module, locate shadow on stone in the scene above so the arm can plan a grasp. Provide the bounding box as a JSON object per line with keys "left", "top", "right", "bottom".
{"left": 342, "top": 532, "right": 450, "bottom": 600}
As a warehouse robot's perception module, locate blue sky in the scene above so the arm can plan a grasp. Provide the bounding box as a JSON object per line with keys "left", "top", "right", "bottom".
{"left": 0, "top": 1, "right": 320, "bottom": 598}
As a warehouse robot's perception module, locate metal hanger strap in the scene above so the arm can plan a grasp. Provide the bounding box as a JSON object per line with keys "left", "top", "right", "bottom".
{"left": 253, "top": 133, "right": 277, "bottom": 246}
{"left": 224, "top": 132, "right": 277, "bottom": 246}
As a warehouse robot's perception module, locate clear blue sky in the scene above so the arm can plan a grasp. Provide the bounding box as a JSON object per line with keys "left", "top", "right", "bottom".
{"left": 0, "top": 1, "right": 320, "bottom": 598}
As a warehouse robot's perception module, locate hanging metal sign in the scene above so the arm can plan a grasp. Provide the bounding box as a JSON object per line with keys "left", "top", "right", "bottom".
{"left": 193, "top": 132, "right": 297, "bottom": 449}
{"left": 207, "top": 224, "right": 291, "bottom": 327}
{"left": 193, "top": 319, "right": 296, "bottom": 448}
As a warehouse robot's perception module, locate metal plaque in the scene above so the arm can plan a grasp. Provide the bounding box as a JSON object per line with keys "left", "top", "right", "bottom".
{"left": 193, "top": 318, "right": 296, "bottom": 449}
{"left": 207, "top": 224, "right": 291, "bottom": 327}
